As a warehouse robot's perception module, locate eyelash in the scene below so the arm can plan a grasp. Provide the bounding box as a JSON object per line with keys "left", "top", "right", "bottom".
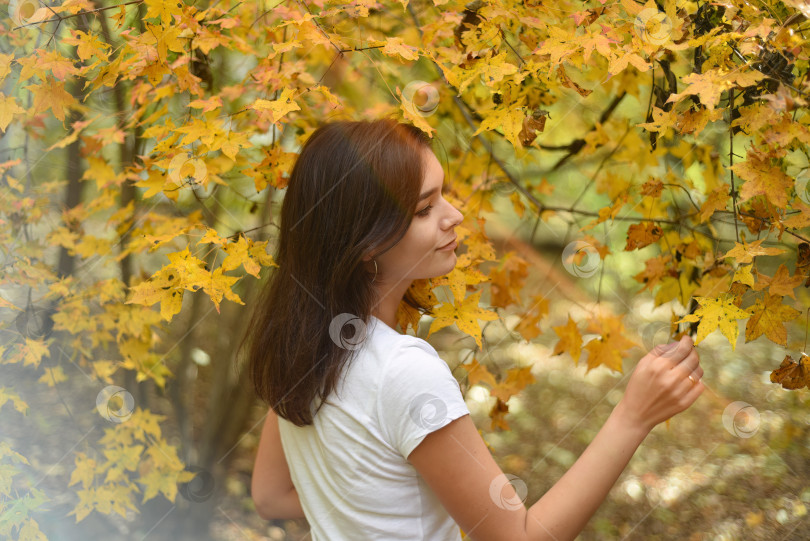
{"left": 416, "top": 184, "right": 450, "bottom": 217}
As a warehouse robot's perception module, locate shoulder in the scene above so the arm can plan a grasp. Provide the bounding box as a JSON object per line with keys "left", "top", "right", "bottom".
{"left": 366, "top": 317, "right": 440, "bottom": 357}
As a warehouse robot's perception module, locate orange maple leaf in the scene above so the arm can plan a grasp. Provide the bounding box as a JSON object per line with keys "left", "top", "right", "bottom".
{"left": 744, "top": 293, "right": 801, "bottom": 346}
{"left": 552, "top": 315, "right": 583, "bottom": 364}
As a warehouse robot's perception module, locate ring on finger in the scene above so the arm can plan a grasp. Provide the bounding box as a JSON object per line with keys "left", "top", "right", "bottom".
{"left": 687, "top": 374, "right": 698, "bottom": 385}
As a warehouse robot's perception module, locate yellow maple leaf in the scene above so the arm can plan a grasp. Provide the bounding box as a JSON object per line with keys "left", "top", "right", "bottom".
{"left": 0, "top": 53, "right": 13, "bottom": 84}
{"left": 461, "top": 358, "right": 497, "bottom": 388}
{"left": 753, "top": 264, "right": 805, "bottom": 300}
{"left": 143, "top": 0, "right": 185, "bottom": 26}
{"left": 125, "top": 266, "right": 179, "bottom": 307}
{"left": 720, "top": 238, "right": 786, "bottom": 264}
{"left": 205, "top": 267, "right": 243, "bottom": 313}
{"left": 396, "top": 278, "right": 438, "bottom": 332}
{"left": 251, "top": 87, "right": 301, "bottom": 128}
{"left": 552, "top": 315, "right": 582, "bottom": 363}
{"left": 534, "top": 25, "right": 577, "bottom": 65}
{"left": 380, "top": 36, "right": 420, "bottom": 61}
{"left": 37, "top": 366, "right": 67, "bottom": 388}
{"left": 63, "top": 30, "right": 110, "bottom": 62}
{"left": 666, "top": 69, "right": 765, "bottom": 110}
{"left": 0, "top": 387, "right": 29, "bottom": 415}
{"left": 428, "top": 290, "right": 498, "bottom": 349}
{"left": 473, "top": 104, "right": 525, "bottom": 153}
{"left": 732, "top": 264, "right": 755, "bottom": 288}
{"left": 188, "top": 95, "right": 223, "bottom": 113}
{"left": 730, "top": 152, "right": 793, "bottom": 208}
{"left": 26, "top": 76, "right": 76, "bottom": 121}
{"left": 0, "top": 93, "right": 25, "bottom": 132}
{"left": 744, "top": 293, "right": 800, "bottom": 346}
{"left": 699, "top": 186, "right": 729, "bottom": 223}
{"left": 69, "top": 453, "right": 97, "bottom": 489}
{"left": 515, "top": 293, "right": 549, "bottom": 341}
{"left": 490, "top": 366, "right": 536, "bottom": 402}
{"left": 677, "top": 294, "right": 750, "bottom": 349}
{"left": 221, "top": 235, "right": 259, "bottom": 276}
{"left": 433, "top": 263, "right": 488, "bottom": 306}
{"left": 488, "top": 253, "right": 528, "bottom": 308}
{"left": 583, "top": 314, "right": 637, "bottom": 373}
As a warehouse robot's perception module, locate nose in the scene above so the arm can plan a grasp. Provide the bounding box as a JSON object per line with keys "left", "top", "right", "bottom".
{"left": 443, "top": 204, "right": 463, "bottom": 229}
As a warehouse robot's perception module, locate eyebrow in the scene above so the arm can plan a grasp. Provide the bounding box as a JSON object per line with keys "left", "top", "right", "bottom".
{"left": 418, "top": 172, "right": 446, "bottom": 201}
{"left": 418, "top": 187, "right": 438, "bottom": 201}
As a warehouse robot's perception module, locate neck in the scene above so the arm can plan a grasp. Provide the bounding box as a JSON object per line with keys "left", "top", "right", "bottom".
{"left": 369, "top": 278, "right": 412, "bottom": 332}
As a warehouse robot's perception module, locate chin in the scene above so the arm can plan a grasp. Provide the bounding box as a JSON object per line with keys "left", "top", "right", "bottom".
{"left": 436, "top": 256, "right": 458, "bottom": 276}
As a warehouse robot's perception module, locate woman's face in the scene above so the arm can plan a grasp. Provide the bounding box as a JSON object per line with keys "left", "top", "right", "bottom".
{"left": 376, "top": 147, "right": 464, "bottom": 284}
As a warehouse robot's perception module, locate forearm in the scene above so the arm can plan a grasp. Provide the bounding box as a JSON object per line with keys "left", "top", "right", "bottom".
{"left": 524, "top": 403, "right": 649, "bottom": 541}
{"left": 258, "top": 487, "right": 307, "bottom": 520}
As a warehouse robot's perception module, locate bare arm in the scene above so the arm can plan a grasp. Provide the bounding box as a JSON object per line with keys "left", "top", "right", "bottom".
{"left": 523, "top": 400, "right": 649, "bottom": 539}
{"left": 252, "top": 406, "right": 307, "bottom": 520}
{"left": 409, "top": 335, "right": 704, "bottom": 541}
{"left": 259, "top": 486, "right": 306, "bottom": 520}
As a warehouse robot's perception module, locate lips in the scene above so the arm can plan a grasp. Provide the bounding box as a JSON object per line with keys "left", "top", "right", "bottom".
{"left": 438, "top": 236, "right": 457, "bottom": 250}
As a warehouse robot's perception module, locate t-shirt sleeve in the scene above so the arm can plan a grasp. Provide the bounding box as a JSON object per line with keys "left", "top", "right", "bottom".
{"left": 377, "top": 338, "right": 471, "bottom": 460}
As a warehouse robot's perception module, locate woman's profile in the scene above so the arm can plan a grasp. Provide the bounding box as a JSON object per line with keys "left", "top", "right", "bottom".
{"left": 240, "top": 117, "right": 705, "bottom": 540}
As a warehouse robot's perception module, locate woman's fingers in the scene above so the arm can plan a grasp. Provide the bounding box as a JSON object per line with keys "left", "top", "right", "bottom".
{"left": 655, "top": 335, "right": 695, "bottom": 365}
{"left": 671, "top": 349, "right": 700, "bottom": 375}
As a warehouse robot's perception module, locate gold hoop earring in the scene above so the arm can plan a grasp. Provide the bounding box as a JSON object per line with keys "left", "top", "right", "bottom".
{"left": 371, "top": 258, "right": 378, "bottom": 283}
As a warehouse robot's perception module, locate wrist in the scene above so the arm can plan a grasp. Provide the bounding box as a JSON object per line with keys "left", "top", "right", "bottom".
{"left": 611, "top": 399, "right": 653, "bottom": 441}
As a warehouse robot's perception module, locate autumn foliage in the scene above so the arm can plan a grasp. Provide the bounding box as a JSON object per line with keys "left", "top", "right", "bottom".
{"left": 2, "top": 0, "right": 810, "bottom": 537}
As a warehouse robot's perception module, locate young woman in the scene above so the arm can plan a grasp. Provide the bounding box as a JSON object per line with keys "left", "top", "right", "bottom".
{"left": 242, "top": 117, "right": 705, "bottom": 540}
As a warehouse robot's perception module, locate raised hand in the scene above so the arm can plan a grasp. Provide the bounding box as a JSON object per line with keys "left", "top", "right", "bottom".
{"left": 617, "top": 334, "right": 705, "bottom": 433}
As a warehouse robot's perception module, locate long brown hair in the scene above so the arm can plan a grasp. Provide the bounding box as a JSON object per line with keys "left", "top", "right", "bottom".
{"left": 238, "top": 117, "right": 437, "bottom": 426}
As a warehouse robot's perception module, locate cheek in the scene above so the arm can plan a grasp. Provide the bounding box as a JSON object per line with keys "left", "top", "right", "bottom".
{"left": 411, "top": 222, "right": 437, "bottom": 254}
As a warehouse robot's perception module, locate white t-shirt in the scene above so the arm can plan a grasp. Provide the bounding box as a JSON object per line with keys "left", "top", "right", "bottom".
{"left": 277, "top": 315, "right": 471, "bottom": 540}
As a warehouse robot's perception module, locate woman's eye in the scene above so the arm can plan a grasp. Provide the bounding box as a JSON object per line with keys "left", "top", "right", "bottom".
{"left": 416, "top": 204, "right": 433, "bottom": 217}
